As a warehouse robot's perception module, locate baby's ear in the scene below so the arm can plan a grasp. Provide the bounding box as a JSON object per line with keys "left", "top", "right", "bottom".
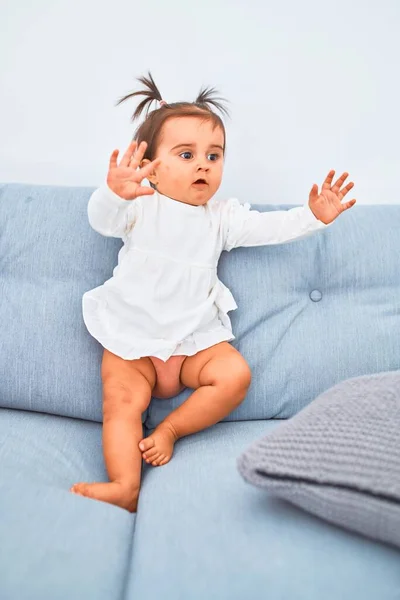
{"left": 140, "top": 158, "right": 150, "bottom": 168}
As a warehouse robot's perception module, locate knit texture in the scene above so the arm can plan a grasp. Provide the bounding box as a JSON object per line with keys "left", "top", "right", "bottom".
{"left": 238, "top": 370, "right": 400, "bottom": 549}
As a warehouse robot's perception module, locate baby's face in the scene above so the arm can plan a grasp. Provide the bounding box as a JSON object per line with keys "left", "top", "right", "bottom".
{"left": 148, "top": 116, "right": 225, "bottom": 206}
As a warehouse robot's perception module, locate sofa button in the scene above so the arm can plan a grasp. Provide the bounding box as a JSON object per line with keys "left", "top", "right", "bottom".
{"left": 310, "top": 289, "right": 322, "bottom": 302}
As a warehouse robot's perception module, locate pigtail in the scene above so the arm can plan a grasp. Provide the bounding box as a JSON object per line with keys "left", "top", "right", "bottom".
{"left": 194, "top": 86, "right": 230, "bottom": 118}
{"left": 115, "top": 71, "right": 163, "bottom": 122}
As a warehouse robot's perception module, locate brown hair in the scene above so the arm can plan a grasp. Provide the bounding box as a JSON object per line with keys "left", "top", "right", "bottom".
{"left": 115, "top": 71, "right": 229, "bottom": 166}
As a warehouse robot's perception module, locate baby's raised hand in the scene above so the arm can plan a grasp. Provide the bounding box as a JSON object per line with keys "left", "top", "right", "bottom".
{"left": 107, "top": 141, "right": 161, "bottom": 200}
{"left": 308, "top": 170, "right": 356, "bottom": 224}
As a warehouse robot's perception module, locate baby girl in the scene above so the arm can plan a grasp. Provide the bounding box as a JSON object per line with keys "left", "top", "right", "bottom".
{"left": 70, "top": 72, "right": 356, "bottom": 512}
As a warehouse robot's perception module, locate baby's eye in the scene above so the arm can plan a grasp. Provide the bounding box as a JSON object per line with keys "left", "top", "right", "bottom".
{"left": 179, "top": 151, "right": 193, "bottom": 160}
{"left": 208, "top": 153, "right": 220, "bottom": 161}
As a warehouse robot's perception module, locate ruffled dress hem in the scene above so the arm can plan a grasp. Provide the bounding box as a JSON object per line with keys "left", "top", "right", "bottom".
{"left": 82, "top": 280, "right": 237, "bottom": 362}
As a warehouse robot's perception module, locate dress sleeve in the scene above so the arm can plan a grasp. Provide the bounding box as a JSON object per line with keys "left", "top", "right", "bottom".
{"left": 222, "top": 198, "right": 331, "bottom": 251}
{"left": 87, "top": 184, "right": 140, "bottom": 238}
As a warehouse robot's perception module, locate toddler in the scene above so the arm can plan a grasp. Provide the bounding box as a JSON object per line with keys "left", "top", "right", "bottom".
{"left": 71, "top": 72, "right": 356, "bottom": 512}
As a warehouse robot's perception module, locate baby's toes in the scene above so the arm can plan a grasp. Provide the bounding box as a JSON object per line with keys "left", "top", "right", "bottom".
{"left": 152, "top": 454, "right": 167, "bottom": 467}
{"left": 143, "top": 448, "right": 159, "bottom": 461}
{"left": 150, "top": 453, "right": 163, "bottom": 466}
{"left": 70, "top": 482, "right": 87, "bottom": 496}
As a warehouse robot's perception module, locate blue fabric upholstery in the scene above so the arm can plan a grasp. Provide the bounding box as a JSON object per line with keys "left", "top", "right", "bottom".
{"left": 0, "top": 408, "right": 107, "bottom": 487}
{"left": 0, "top": 408, "right": 135, "bottom": 600}
{"left": 129, "top": 421, "right": 400, "bottom": 600}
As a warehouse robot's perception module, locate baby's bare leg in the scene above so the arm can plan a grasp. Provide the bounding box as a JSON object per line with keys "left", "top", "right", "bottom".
{"left": 139, "top": 342, "right": 251, "bottom": 466}
{"left": 71, "top": 349, "right": 156, "bottom": 512}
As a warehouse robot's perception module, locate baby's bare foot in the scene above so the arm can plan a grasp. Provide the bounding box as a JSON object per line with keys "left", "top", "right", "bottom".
{"left": 70, "top": 481, "right": 139, "bottom": 512}
{"left": 139, "top": 422, "right": 178, "bottom": 466}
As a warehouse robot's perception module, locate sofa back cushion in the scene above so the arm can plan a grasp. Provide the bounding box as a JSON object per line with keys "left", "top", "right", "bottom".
{"left": 1, "top": 182, "right": 399, "bottom": 424}
{"left": 0, "top": 183, "right": 123, "bottom": 422}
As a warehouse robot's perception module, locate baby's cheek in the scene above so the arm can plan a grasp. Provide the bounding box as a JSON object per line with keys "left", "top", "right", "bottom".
{"left": 167, "top": 165, "right": 184, "bottom": 185}
{"left": 160, "top": 163, "right": 173, "bottom": 179}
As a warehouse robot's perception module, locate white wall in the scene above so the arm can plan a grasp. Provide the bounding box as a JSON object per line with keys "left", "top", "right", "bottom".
{"left": 1, "top": 0, "right": 399, "bottom": 205}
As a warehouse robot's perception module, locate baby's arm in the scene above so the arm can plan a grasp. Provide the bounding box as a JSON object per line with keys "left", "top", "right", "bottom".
{"left": 87, "top": 184, "right": 139, "bottom": 238}
{"left": 223, "top": 199, "right": 330, "bottom": 251}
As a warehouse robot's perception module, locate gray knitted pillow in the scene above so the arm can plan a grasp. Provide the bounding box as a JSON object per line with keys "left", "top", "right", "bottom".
{"left": 237, "top": 370, "right": 400, "bottom": 549}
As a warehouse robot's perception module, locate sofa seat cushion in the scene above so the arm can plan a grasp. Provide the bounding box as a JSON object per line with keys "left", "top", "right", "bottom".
{"left": 0, "top": 408, "right": 135, "bottom": 600}
{"left": 128, "top": 421, "right": 400, "bottom": 600}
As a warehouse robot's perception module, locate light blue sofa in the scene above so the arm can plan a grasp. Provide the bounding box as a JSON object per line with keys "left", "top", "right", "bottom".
{"left": 1, "top": 182, "right": 399, "bottom": 600}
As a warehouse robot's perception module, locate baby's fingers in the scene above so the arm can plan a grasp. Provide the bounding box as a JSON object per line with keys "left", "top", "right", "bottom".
{"left": 134, "top": 141, "right": 148, "bottom": 165}
{"left": 109, "top": 149, "right": 119, "bottom": 170}
{"left": 120, "top": 140, "right": 138, "bottom": 168}
{"left": 139, "top": 158, "right": 162, "bottom": 180}
{"left": 109, "top": 141, "right": 138, "bottom": 170}
{"left": 136, "top": 185, "right": 155, "bottom": 197}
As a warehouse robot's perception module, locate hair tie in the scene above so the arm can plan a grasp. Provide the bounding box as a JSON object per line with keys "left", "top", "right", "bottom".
{"left": 159, "top": 100, "right": 167, "bottom": 107}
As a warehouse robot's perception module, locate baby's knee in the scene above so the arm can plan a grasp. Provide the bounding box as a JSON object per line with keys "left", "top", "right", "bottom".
{"left": 233, "top": 360, "right": 252, "bottom": 395}
{"left": 218, "top": 357, "right": 252, "bottom": 401}
{"left": 102, "top": 377, "right": 151, "bottom": 418}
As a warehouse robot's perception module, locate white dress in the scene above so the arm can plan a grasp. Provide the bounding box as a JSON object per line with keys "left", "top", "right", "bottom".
{"left": 82, "top": 184, "right": 330, "bottom": 361}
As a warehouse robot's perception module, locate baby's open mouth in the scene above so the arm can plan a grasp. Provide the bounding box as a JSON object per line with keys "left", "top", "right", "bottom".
{"left": 193, "top": 179, "right": 207, "bottom": 185}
